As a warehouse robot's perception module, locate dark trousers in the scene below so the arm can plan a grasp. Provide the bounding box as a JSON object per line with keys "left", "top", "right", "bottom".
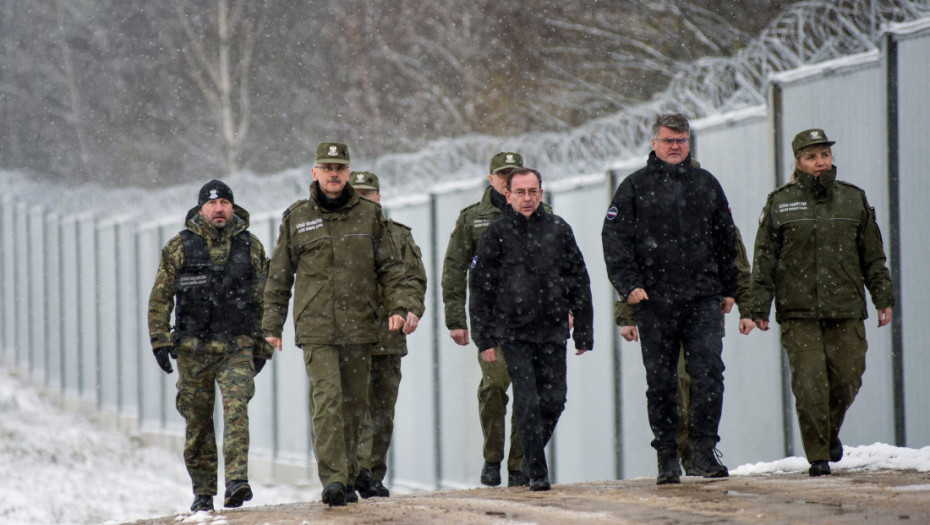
{"left": 635, "top": 297, "right": 725, "bottom": 452}
{"left": 501, "top": 340, "right": 568, "bottom": 480}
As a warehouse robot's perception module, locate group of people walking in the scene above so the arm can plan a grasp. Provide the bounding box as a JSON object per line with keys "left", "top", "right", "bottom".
{"left": 148, "top": 111, "right": 894, "bottom": 512}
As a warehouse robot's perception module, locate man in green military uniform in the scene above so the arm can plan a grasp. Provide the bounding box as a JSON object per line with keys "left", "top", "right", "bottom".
{"left": 263, "top": 143, "right": 411, "bottom": 506}
{"left": 614, "top": 223, "right": 755, "bottom": 474}
{"left": 750, "top": 128, "right": 894, "bottom": 477}
{"left": 148, "top": 180, "right": 271, "bottom": 512}
{"left": 441, "top": 152, "right": 551, "bottom": 487}
{"left": 349, "top": 171, "right": 428, "bottom": 499}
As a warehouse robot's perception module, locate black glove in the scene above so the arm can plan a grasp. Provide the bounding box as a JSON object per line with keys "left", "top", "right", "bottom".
{"left": 154, "top": 347, "right": 175, "bottom": 374}
{"left": 253, "top": 358, "right": 266, "bottom": 376}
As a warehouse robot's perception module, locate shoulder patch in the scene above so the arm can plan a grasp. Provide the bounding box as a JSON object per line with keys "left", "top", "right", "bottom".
{"left": 606, "top": 206, "right": 619, "bottom": 220}
{"left": 470, "top": 255, "right": 478, "bottom": 269}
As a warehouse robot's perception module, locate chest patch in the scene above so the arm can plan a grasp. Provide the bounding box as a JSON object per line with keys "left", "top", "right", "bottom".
{"left": 777, "top": 201, "right": 808, "bottom": 214}
{"left": 296, "top": 218, "right": 324, "bottom": 234}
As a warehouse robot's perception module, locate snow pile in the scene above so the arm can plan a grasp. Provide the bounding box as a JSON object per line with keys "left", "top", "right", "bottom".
{"left": 0, "top": 365, "right": 305, "bottom": 525}
{"left": 732, "top": 443, "right": 930, "bottom": 476}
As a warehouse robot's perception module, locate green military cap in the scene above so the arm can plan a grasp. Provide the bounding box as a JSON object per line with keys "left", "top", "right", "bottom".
{"left": 791, "top": 128, "right": 835, "bottom": 157}
{"left": 489, "top": 151, "right": 523, "bottom": 173}
{"left": 315, "top": 142, "right": 350, "bottom": 164}
{"left": 350, "top": 170, "right": 379, "bottom": 191}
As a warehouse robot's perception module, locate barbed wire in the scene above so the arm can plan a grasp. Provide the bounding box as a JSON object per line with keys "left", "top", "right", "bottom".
{"left": 374, "top": 0, "right": 930, "bottom": 197}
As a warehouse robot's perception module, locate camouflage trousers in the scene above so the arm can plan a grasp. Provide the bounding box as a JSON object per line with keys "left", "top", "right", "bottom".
{"left": 304, "top": 344, "right": 372, "bottom": 488}
{"left": 477, "top": 347, "right": 524, "bottom": 471}
{"left": 781, "top": 318, "right": 867, "bottom": 462}
{"left": 358, "top": 354, "right": 403, "bottom": 482}
{"left": 176, "top": 345, "right": 255, "bottom": 496}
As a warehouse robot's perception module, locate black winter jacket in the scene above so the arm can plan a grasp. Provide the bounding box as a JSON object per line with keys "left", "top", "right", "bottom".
{"left": 469, "top": 206, "right": 594, "bottom": 352}
{"left": 601, "top": 152, "right": 738, "bottom": 305}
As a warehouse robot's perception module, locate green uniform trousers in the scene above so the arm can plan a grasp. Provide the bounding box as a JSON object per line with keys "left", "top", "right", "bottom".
{"left": 176, "top": 347, "right": 255, "bottom": 496}
{"left": 358, "top": 354, "right": 403, "bottom": 482}
{"left": 675, "top": 345, "right": 693, "bottom": 465}
{"left": 304, "top": 344, "right": 372, "bottom": 487}
{"left": 477, "top": 348, "right": 524, "bottom": 471}
{"left": 781, "top": 319, "right": 867, "bottom": 462}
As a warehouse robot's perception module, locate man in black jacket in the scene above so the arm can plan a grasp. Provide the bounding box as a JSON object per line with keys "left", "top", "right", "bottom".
{"left": 601, "top": 113, "right": 738, "bottom": 485}
{"left": 469, "top": 168, "right": 594, "bottom": 492}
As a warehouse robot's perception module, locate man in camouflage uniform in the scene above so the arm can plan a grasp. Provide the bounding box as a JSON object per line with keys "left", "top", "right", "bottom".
{"left": 614, "top": 222, "right": 755, "bottom": 474}
{"left": 263, "top": 143, "right": 411, "bottom": 507}
{"left": 442, "top": 152, "right": 556, "bottom": 487}
{"left": 350, "top": 171, "right": 428, "bottom": 499}
{"left": 148, "top": 180, "right": 271, "bottom": 512}
{"left": 750, "top": 128, "right": 894, "bottom": 477}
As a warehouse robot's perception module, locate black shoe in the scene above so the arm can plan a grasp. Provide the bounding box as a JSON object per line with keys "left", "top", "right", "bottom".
{"left": 690, "top": 446, "right": 729, "bottom": 478}
{"left": 830, "top": 439, "right": 844, "bottom": 462}
{"left": 372, "top": 480, "right": 391, "bottom": 497}
{"left": 223, "top": 480, "right": 253, "bottom": 508}
{"left": 529, "top": 476, "right": 551, "bottom": 491}
{"left": 190, "top": 494, "right": 214, "bottom": 512}
{"left": 508, "top": 469, "right": 529, "bottom": 487}
{"left": 480, "top": 461, "right": 501, "bottom": 486}
{"left": 344, "top": 484, "right": 359, "bottom": 503}
{"left": 809, "top": 460, "right": 831, "bottom": 476}
{"left": 321, "top": 482, "right": 347, "bottom": 507}
{"left": 656, "top": 450, "right": 681, "bottom": 485}
{"left": 356, "top": 468, "right": 378, "bottom": 499}
{"left": 371, "top": 481, "right": 391, "bottom": 498}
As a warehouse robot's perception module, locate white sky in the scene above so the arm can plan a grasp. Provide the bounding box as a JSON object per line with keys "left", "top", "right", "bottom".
{"left": 1, "top": 363, "right": 928, "bottom": 525}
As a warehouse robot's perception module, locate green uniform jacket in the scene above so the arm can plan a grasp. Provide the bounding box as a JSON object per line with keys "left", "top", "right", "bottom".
{"left": 441, "top": 185, "right": 551, "bottom": 331}
{"left": 262, "top": 182, "right": 408, "bottom": 346}
{"left": 750, "top": 167, "right": 894, "bottom": 323}
{"left": 613, "top": 226, "right": 753, "bottom": 326}
{"left": 375, "top": 219, "right": 427, "bottom": 356}
{"left": 148, "top": 204, "right": 272, "bottom": 359}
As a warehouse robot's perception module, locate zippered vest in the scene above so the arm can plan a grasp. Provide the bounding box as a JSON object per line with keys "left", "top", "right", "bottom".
{"left": 174, "top": 229, "right": 254, "bottom": 340}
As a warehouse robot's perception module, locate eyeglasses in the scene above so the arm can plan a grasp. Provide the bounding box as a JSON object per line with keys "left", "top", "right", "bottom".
{"left": 655, "top": 138, "right": 689, "bottom": 145}
{"left": 315, "top": 164, "right": 348, "bottom": 172}
{"left": 510, "top": 188, "right": 540, "bottom": 198}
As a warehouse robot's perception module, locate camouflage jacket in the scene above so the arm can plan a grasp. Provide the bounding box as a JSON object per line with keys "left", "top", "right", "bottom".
{"left": 441, "top": 185, "right": 551, "bottom": 331}
{"left": 750, "top": 167, "right": 893, "bottom": 322}
{"left": 147, "top": 204, "right": 271, "bottom": 358}
{"left": 613, "top": 225, "right": 753, "bottom": 326}
{"left": 262, "top": 182, "right": 408, "bottom": 346}
{"left": 374, "top": 219, "right": 428, "bottom": 356}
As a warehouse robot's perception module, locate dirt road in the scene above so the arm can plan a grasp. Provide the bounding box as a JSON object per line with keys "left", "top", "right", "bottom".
{"left": 131, "top": 469, "right": 930, "bottom": 524}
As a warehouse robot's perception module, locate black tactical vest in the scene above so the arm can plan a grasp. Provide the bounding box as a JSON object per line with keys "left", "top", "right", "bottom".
{"left": 174, "top": 229, "right": 254, "bottom": 340}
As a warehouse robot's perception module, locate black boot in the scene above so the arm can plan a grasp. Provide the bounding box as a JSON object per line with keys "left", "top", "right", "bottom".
{"left": 809, "top": 460, "right": 831, "bottom": 476}
{"left": 656, "top": 449, "right": 681, "bottom": 485}
{"left": 829, "top": 439, "right": 843, "bottom": 462}
{"left": 190, "top": 494, "right": 214, "bottom": 512}
{"left": 223, "top": 480, "right": 253, "bottom": 508}
{"left": 356, "top": 468, "right": 378, "bottom": 499}
{"left": 372, "top": 480, "right": 391, "bottom": 497}
{"left": 529, "top": 476, "right": 551, "bottom": 491}
{"left": 321, "top": 482, "right": 347, "bottom": 507}
{"left": 690, "top": 445, "right": 728, "bottom": 478}
{"left": 344, "top": 484, "right": 359, "bottom": 503}
{"left": 480, "top": 461, "right": 501, "bottom": 486}
{"left": 508, "top": 469, "right": 529, "bottom": 487}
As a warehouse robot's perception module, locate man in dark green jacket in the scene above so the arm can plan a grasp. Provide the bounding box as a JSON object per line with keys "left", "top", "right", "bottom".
{"left": 351, "top": 171, "right": 427, "bottom": 499}
{"left": 441, "top": 152, "right": 538, "bottom": 487}
{"left": 750, "top": 128, "right": 894, "bottom": 477}
{"left": 263, "top": 143, "right": 411, "bottom": 506}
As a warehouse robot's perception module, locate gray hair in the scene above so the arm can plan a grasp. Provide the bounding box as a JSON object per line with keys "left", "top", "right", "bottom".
{"left": 652, "top": 113, "right": 690, "bottom": 137}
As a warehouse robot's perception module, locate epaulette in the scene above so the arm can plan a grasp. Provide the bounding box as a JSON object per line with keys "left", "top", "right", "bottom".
{"left": 769, "top": 179, "right": 797, "bottom": 197}
{"left": 283, "top": 199, "right": 308, "bottom": 217}
{"left": 389, "top": 218, "right": 412, "bottom": 231}
{"left": 834, "top": 179, "right": 866, "bottom": 194}
{"left": 459, "top": 201, "right": 481, "bottom": 214}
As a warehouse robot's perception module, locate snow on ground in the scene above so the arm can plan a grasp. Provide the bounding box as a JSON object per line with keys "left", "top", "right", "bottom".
{"left": 2, "top": 362, "right": 929, "bottom": 525}
{"left": 0, "top": 365, "right": 305, "bottom": 525}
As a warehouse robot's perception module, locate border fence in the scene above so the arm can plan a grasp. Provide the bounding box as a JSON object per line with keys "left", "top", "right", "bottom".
{"left": 2, "top": 19, "right": 929, "bottom": 490}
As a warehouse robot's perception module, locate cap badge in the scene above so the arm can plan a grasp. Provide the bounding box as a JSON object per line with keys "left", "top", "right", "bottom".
{"left": 505, "top": 154, "right": 515, "bottom": 163}
{"left": 356, "top": 173, "right": 365, "bottom": 183}
{"left": 328, "top": 145, "right": 338, "bottom": 156}
{"left": 209, "top": 189, "right": 219, "bottom": 200}
{"left": 810, "top": 130, "right": 822, "bottom": 139}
